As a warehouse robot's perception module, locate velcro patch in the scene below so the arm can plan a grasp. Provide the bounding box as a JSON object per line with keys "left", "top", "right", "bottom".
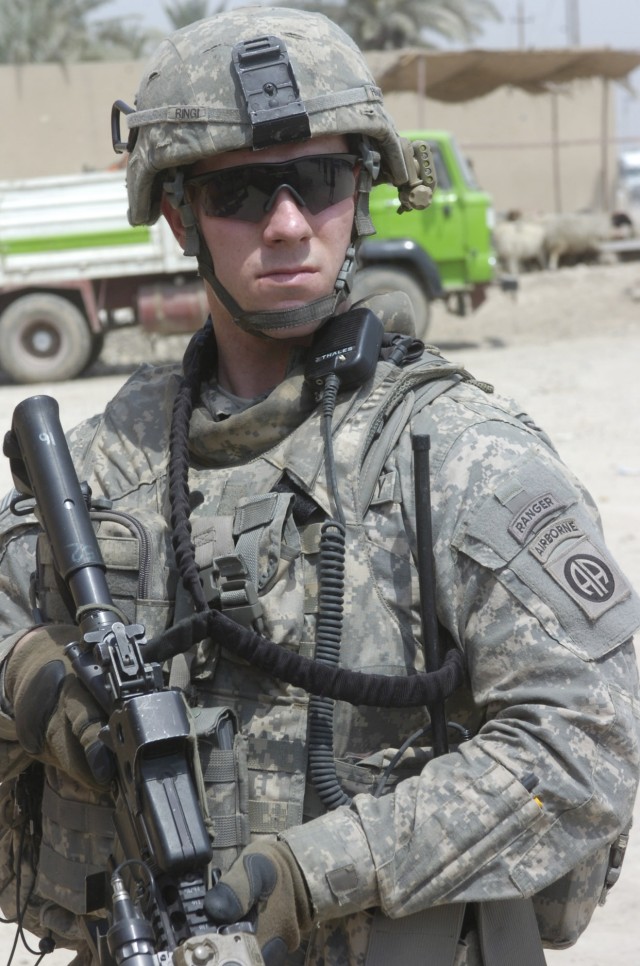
{"left": 545, "top": 536, "right": 631, "bottom": 620}
{"left": 166, "top": 107, "right": 207, "bottom": 121}
{"left": 508, "top": 492, "right": 561, "bottom": 544}
{"left": 528, "top": 516, "right": 584, "bottom": 563}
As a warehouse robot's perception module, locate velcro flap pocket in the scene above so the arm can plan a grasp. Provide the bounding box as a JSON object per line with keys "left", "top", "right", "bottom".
{"left": 233, "top": 492, "right": 299, "bottom": 592}
{"left": 451, "top": 455, "right": 640, "bottom": 660}
{"left": 191, "top": 705, "right": 250, "bottom": 871}
{"left": 36, "top": 509, "right": 175, "bottom": 638}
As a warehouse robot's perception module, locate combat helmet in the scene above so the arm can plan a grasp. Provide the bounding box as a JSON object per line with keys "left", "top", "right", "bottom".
{"left": 112, "top": 7, "right": 434, "bottom": 334}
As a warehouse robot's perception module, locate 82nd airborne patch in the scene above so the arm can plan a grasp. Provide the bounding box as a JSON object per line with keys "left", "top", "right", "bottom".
{"left": 544, "top": 534, "right": 630, "bottom": 620}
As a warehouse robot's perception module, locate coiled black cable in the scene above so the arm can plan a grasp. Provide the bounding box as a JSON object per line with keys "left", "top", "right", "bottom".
{"left": 309, "top": 517, "right": 350, "bottom": 809}
{"left": 164, "top": 326, "right": 466, "bottom": 804}
{"left": 307, "top": 373, "right": 351, "bottom": 809}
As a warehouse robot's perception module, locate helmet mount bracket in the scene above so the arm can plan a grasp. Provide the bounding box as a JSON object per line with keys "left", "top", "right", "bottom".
{"left": 231, "top": 35, "right": 311, "bottom": 148}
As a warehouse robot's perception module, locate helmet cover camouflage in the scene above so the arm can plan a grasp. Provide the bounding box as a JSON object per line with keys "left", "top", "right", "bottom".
{"left": 121, "top": 7, "right": 414, "bottom": 226}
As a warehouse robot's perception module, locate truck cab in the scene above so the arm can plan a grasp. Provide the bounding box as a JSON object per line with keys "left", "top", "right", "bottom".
{"left": 352, "top": 130, "right": 496, "bottom": 337}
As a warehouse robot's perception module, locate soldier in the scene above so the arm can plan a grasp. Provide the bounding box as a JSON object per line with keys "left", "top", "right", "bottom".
{"left": 1, "top": 8, "right": 639, "bottom": 966}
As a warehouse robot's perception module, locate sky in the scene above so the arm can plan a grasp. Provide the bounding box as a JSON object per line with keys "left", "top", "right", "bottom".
{"left": 97, "top": 0, "right": 640, "bottom": 146}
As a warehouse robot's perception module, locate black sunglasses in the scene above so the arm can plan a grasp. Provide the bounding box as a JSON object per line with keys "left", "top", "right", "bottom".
{"left": 185, "top": 153, "right": 359, "bottom": 223}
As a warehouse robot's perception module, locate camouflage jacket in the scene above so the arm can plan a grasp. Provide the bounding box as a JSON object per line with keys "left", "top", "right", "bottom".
{"left": 0, "top": 324, "right": 639, "bottom": 964}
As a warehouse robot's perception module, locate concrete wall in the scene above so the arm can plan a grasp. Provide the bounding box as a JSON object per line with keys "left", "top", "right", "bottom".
{"left": 384, "top": 78, "right": 617, "bottom": 215}
{"left": 0, "top": 60, "right": 617, "bottom": 216}
{"left": 1, "top": 60, "right": 142, "bottom": 178}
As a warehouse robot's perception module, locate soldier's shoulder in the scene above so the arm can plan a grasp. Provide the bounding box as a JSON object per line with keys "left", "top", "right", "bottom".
{"left": 69, "top": 363, "right": 183, "bottom": 498}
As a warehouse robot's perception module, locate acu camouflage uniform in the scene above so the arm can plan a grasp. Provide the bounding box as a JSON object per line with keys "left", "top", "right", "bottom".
{"left": 0, "top": 295, "right": 639, "bottom": 965}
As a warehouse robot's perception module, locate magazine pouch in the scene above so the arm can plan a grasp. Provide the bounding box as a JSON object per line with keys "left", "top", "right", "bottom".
{"left": 34, "top": 506, "right": 176, "bottom": 639}
{"left": 191, "top": 704, "right": 251, "bottom": 874}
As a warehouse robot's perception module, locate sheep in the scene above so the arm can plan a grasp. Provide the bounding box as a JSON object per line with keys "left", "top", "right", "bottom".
{"left": 495, "top": 210, "right": 629, "bottom": 274}
{"left": 493, "top": 210, "right": 547, "bottom": 275}
{"left": 540, "top": 212, "right": 612, "bottom": 270}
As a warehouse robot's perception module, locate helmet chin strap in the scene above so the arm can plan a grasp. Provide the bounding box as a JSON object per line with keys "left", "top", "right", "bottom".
{"left": 196, "top": 244, "right": 357, "bottom": 337}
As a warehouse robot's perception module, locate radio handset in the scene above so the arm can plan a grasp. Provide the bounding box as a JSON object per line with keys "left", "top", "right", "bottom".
{"left": 304, "top": 307, "right": 384, "bottom": 392}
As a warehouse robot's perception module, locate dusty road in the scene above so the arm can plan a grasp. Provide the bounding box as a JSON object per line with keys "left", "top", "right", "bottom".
{"left": 0, "top": 261, "right": 639, "bottom": 964}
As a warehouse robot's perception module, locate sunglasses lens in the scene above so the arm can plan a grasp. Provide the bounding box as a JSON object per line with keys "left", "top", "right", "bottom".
{"left": 301, "top": 157, "right": 357, "bottom": 215}
{"left": 195, "top": 167, "right": 261, "bottom": 220}
{"left": 188, "top": 155, "right": 357, "bottom": 222}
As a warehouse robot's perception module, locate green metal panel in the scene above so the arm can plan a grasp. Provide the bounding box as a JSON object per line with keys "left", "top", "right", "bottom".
{"left": 1, "top": 225, "right": 151, "bottom": 256}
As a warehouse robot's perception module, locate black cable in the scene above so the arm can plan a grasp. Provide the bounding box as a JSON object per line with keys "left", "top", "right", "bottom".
{"left": 161, "top": 325, "right": 465, "bottom": 799}
{"left": 168, "top": 321, "right": 216, "bottom": 613}
{"left": 144, "top": 545, "right": 465, "bottom": 708}
{"left": 372, "top": 721, "right": 474, "bottom": 799}
{"left": 307, "top": 375, "right": 351, "bottom": 809}
{"left": 9, "top": 820, "right": 52, "bottom": 964}
{"left": 373, "top": 726, "right": 430, "bottom": 798}
{"left": 156, "top": 332, "right": 466, "bottom": 707}
{"left": 319, "top": 374, "right": 344, "bottom": 526}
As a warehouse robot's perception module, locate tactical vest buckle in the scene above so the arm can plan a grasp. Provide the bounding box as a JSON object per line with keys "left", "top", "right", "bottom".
{"left": 216, "top": 554, "right": 265, "bottom": 632}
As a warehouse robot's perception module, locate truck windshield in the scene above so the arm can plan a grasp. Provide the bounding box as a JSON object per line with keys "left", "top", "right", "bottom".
{"left": 450, "top": 137, "right": 480, "bottom": 190}
{"left": 428, "top": 143, "right": 451, "bottom": 190}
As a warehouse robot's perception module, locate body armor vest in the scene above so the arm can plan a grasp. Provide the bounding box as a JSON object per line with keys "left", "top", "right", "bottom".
{"left": 182, "top": 352, "right": 472, "bottom": 845}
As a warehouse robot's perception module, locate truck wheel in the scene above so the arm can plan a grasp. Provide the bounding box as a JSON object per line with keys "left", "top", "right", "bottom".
{"left": 84, "top": 330, "right": 106, "bottom": 373}
{"left": 0, "top": 293, "right": 96, "bottom": 383}
{"left": 351, "top": 267, "right": 432, "bottom": 339}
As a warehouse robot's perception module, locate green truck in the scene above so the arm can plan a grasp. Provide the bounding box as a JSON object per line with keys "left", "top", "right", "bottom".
{"left": 0, "top": 130, "right": 494, "bottom": 383}
{"left": 353, "top": 129, "right": 496, "bottom": 336}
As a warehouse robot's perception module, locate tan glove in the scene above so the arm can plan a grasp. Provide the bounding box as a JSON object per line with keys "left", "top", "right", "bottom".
{"left": 4, "top": 624, "right": 112, "bottom": 789}
{"left": 204, "top": 839, "right": 314, "bottom": 966}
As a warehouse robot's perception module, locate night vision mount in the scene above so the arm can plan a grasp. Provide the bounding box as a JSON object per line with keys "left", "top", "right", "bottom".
{"left": 231, "top": 34, "right": 311, "bottom": 148}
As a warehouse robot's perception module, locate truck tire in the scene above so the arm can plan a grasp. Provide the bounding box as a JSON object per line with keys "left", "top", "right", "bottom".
{"left": 351, "top": 267, "right": 432, "bottom": 339}
{"left": 0, "top": 293, "right": 96, "bottom": 384}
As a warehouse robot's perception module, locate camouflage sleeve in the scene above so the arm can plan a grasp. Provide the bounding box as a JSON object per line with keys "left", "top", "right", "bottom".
{"left": 282, "top": 390, "right": 640, "bottom": 921}
{"left": 0, "top": 370, "right": 175, "bottom": 750}
{"left": 0, "top": 501, "right": 39, "bottom": 652}
{"left": 0, "top": 368, "right": 173, "bottom": 668}
{"left": 0, "top": 412, "right": 103, "bottom": 653}
{"left": 0, "top": 496, "right": 41, "bottom": 766}
{"left": 0, "top": 411, "right": 105, "bottom": 753}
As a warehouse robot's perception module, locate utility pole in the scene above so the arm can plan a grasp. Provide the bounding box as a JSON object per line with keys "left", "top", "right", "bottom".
{"left": 514, "top": 1, "right": 534, "bottom": 49}
{"left": 566, "top": 0, "right": 581, "bottom": 46}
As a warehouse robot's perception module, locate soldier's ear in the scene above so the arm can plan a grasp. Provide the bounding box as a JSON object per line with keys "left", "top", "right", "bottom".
{"left": 161, "top": 194, "right": 187, "bottom": 249}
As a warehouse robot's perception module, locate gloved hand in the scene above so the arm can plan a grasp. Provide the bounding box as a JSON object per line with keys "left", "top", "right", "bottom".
{"left": 204, "top": 839, "right": 314, "bottom": 966}
{"left": 4, "top": 624, "right": 112, "bottom": 788}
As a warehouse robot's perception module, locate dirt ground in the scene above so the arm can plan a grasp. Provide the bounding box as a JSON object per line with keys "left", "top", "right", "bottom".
{"left": 0, "top": 260, "right": 639, "bottom": 964}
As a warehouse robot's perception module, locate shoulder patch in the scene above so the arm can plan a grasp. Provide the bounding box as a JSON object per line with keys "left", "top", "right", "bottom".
{"left": 528, "top": 516, "right": 584, "bottom": 563}
{"left": 545, "top": 535, "right": 631, "bottom": 620}
{"left": 507, "top": 492, "right": 562, "bottom": 544}
{"left": 452, "top": 454, "right": 640, "bottom": 654}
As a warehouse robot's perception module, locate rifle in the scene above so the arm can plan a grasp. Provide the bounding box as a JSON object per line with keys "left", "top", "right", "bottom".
{"left": 4, "top": 394, "right": 263, "bottom": 966}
